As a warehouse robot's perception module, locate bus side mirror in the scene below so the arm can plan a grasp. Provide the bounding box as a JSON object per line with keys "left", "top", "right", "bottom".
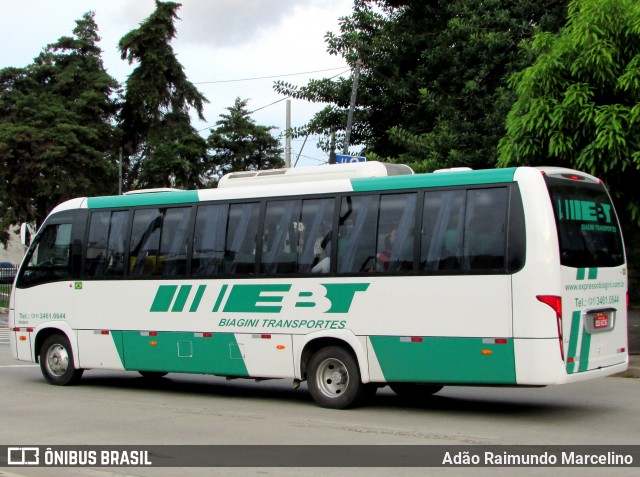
{"left": 20, "top": 223, "right": 34, "bottom": 246}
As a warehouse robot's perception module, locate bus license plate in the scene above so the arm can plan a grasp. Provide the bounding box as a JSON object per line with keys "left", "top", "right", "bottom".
{"left": 593, "top": 313, "right": 609, "bottom": 329}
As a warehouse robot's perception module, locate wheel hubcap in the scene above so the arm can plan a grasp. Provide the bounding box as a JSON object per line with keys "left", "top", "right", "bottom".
{"left": 46, "top": 344, "right": 69, "bottom": 377}
{"left": 316, "top": 357, "right": 349, "bottom": 398}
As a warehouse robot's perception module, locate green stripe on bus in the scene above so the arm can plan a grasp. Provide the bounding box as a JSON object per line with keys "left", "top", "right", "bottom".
{"left": 189, "top": 285, "right": 207, "bottom": 312}
{"left": 566, "top": 311, "right": 582, "bottom": 374}
{"left": 350, "top": 168, "right": 517, "bottom": 193}
{"left": 369, "top": 336, "right": 516, "bottom": 384}
{"left": 212, "top": 284, "right": 228, "bottom": 312}
{"left": 578, "top": 329, "right": 592, "bottom": 373}
{"left": 87, "top": 190, "right": 199, "bottom": 209}
{"left": 150, "top": 285, "right": 178, "bottom": 312}
{"left": 576, "top": 268, "right": 597, "bottom": 281}
{"left": 171, "top": 285, "right": 192, "bottom": 312}
{"left": 111, "top": 331, "right": 249, "bottom": 376}
{"left": 111, "top": 330, "right": 125, "bottom": 366}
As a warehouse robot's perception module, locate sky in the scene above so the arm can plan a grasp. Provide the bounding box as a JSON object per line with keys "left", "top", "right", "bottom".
{"left": 1, "top": 0, "right": 356, "bottom": 167}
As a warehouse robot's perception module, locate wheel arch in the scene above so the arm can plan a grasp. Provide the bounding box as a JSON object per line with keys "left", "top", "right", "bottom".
{"left": 34, "top": 324, "right": 77, "bottom": 365}
{"left": 294, "top": 331, "right": 370, "bottom": 383}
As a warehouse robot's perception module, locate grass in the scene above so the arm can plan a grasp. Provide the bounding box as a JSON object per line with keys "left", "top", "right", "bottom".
{"left": 0, "top": 283, "right": 10, "bottom": 308}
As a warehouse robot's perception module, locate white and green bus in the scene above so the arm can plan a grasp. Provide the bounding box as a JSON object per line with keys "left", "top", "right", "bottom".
{"left": 9, "top": 162, "right": 628, "bottom": 408}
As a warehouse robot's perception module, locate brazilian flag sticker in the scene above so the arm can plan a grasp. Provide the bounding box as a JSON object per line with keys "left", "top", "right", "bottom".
{"left": 74, "top": 282, "right": 83, "bottom": 290}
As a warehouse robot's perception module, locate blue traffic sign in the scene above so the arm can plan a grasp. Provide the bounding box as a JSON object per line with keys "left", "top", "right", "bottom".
{"left": 335, "top": 154, "right": 366, "bottom": 164}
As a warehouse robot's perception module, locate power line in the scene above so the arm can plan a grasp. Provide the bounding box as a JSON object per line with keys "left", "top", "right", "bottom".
{"left": 193, "top": 66, "right": 349, "bottom": 85}
{"left": 195, "top": 68, "right": 352, "bottom": 133}
{"left": 249, "top": 97, "right": 289, "bottom": 114}
{"left": 293, "top": 151, "right": 328, "bottom": 163}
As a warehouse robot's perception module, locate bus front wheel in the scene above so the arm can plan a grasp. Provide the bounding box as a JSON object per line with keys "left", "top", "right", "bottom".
{"left": 39, "top": 334, "right": 84, "bottom": 386}
{"left": 307, "top": 346, "right": 364, "bottom": 409}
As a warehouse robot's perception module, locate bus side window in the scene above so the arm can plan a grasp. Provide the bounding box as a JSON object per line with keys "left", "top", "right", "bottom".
{"left": 464, "top": 188, "right": 508, "bottom": 271}
{"left": 299, "top": 198, "right": 334, "bottom": 274}
{"left": 129, "top": 209, "right": 162, "bottom": 277}
{"left": 85, "top": 211, "right": 110, "bottom": 277}
{"left": 421, "top": 190, "right": 465, "bottom": 272}
{"left": 225, "top": 203, "right": 259, "bottom": 275}
{"left": 261, "top": 200, "right": 301, "bottom": 275}
{"left": 85, "top": 210, "right": 127, "bottom": 279}
{"left": 128, "top": 207, "right": 192, "bottom": 277}
{"left": 337, "top": 195, "right": 379, "bottom": 274}
{"left": 376, "top": 193, "right": 417, "bottom": 272}
{"left": 192, "top": 204, "right": 228, "bottom": 277}
{"left": 160, "top": 207, "right": 192, "bottom": 277}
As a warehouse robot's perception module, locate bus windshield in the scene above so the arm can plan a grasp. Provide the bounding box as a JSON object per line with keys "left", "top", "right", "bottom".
{"left": 545, "top": 176, "right": 624, "bottom": 268}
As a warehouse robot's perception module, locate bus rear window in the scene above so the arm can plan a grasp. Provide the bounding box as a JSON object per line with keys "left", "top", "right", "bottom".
{"left": 545, "top": 176, "right": 624, "bottom": 268}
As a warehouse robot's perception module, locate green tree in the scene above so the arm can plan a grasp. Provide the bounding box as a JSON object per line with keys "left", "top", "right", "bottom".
{"left": 0, "top": 11, "right": 119, "bottom": 238}
{"left": 207, "top": 98, "right": 284, "bottom": 183}
{"left": 119, "top": 0, "right": 208, "bottom": 190}
{"left": 498, "top": 0, "right": 640, "bottom": 225}
{"left": 275, "top": 0, "right": 568, "bottom": 171}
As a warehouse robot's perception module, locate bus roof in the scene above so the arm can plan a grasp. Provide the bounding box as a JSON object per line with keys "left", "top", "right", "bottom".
{"left": 217, "top": 161, "right": 414, "bottom": 188}
{"left": 56, "top": 164, "right": 520, "bottom": 212}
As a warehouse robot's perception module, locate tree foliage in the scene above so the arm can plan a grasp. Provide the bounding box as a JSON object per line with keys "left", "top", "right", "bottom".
{"left": 118, "top": 0, "right": 209, "bottom": 190}
{"left": 207, "top": 98, "right": 284, "bottom": 183}
{"left": 275, "top": 0, "right": 568, "bottom": 171}
{"left": 0, "top": 11, "right": 119, "bottom": 236}
{"left": 498, "top": 0, "right": 640, "bottom": 224}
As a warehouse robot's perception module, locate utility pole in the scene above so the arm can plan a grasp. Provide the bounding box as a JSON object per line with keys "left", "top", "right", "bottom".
{"left": 285, "top": 99, "right": 292, "bottom": 168}
{"left": 118, "top": 147, "right": 123, "bottom": 195}
{"left": 329, "top": 131, "right": 336, "bottom": 164}
{"left": 343, "top": 59, "right": 362, "bottom": 154}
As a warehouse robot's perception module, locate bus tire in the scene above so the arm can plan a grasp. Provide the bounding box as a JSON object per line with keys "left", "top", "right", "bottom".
{"left": 307, "top": 346, "right": 364, "bottom": 409}
{"left": 138, "top": 371, "right": 168, "bottom": 379}
{"left": 39, "top": 334, "right": 84, "bottom": 386}
{"left": 388, "top": 383, "right": 443, "bottom": 399}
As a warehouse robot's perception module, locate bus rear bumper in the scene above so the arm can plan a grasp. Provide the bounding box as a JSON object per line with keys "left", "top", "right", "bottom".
{"left": 553, "top": 359, "right": 629, "bottom": 384}
{"left": 514, "top": 338, "right": 628, "bottom": 385}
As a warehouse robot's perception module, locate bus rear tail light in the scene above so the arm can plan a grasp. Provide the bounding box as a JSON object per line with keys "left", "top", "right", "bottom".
{"left": 560, "top": 173, "right": 585, "bottom": 181}
{"left": 536, "top": 295, "right": 564, "bottom": 361}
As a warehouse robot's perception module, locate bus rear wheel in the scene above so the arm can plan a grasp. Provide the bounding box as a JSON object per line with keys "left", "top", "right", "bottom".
{"left": 39, "top": 334, "right": 84, "bottom": 386}
{"left": 307, "top": 346, "right": 364, "bottom": 409}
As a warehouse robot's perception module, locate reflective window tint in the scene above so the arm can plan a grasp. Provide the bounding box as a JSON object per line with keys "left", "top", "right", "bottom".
{"left": 86, "top": 211, "right": 128, "bottom": 278}
{"left": 464, "top": 188, "right": 507, "bottom": 270}
{"left": 225, "top": 203, "right": 259, "bottom": 275}
{"left": 421, "top": 190, "right": 466, "bottom": 272}
{"left": 79, "top": 187, "right": 515, "bottom": 280}
{"left": 129, "top": 207, "right": 192, "bottom": 277}
{"left": 376, "top": 194, "right": 417, "bottom": 272}
{"left": 19, "top": 223, "right": 73, "bottom": 287}
{"left": 420, "top": 188, "right": 507, "bottom": 273}
{"left": 260, "top": 198, "right": 335, "bottom": 275}
{"left": 86, "top": 212, "right": 110, "bottom": 277}
{"left": 160, "top": 208, "right": 192, "bottom": 277}
{"left": 338, "top": 195, "right": 379, "bottom": 273}
{"left": 546, "top": 178, "right": 624, "bottom": 268}
{"left": 299, "top": 198, "right": 334, "bottom": 274}
{"left": 192, "top": 204, "right": 228, "bottom": 277}
{"left": 129, "top": 209, "right": 162, "bottom": 276}
{"left": 261, "top": 200, "right": 302, "bottom": 274}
